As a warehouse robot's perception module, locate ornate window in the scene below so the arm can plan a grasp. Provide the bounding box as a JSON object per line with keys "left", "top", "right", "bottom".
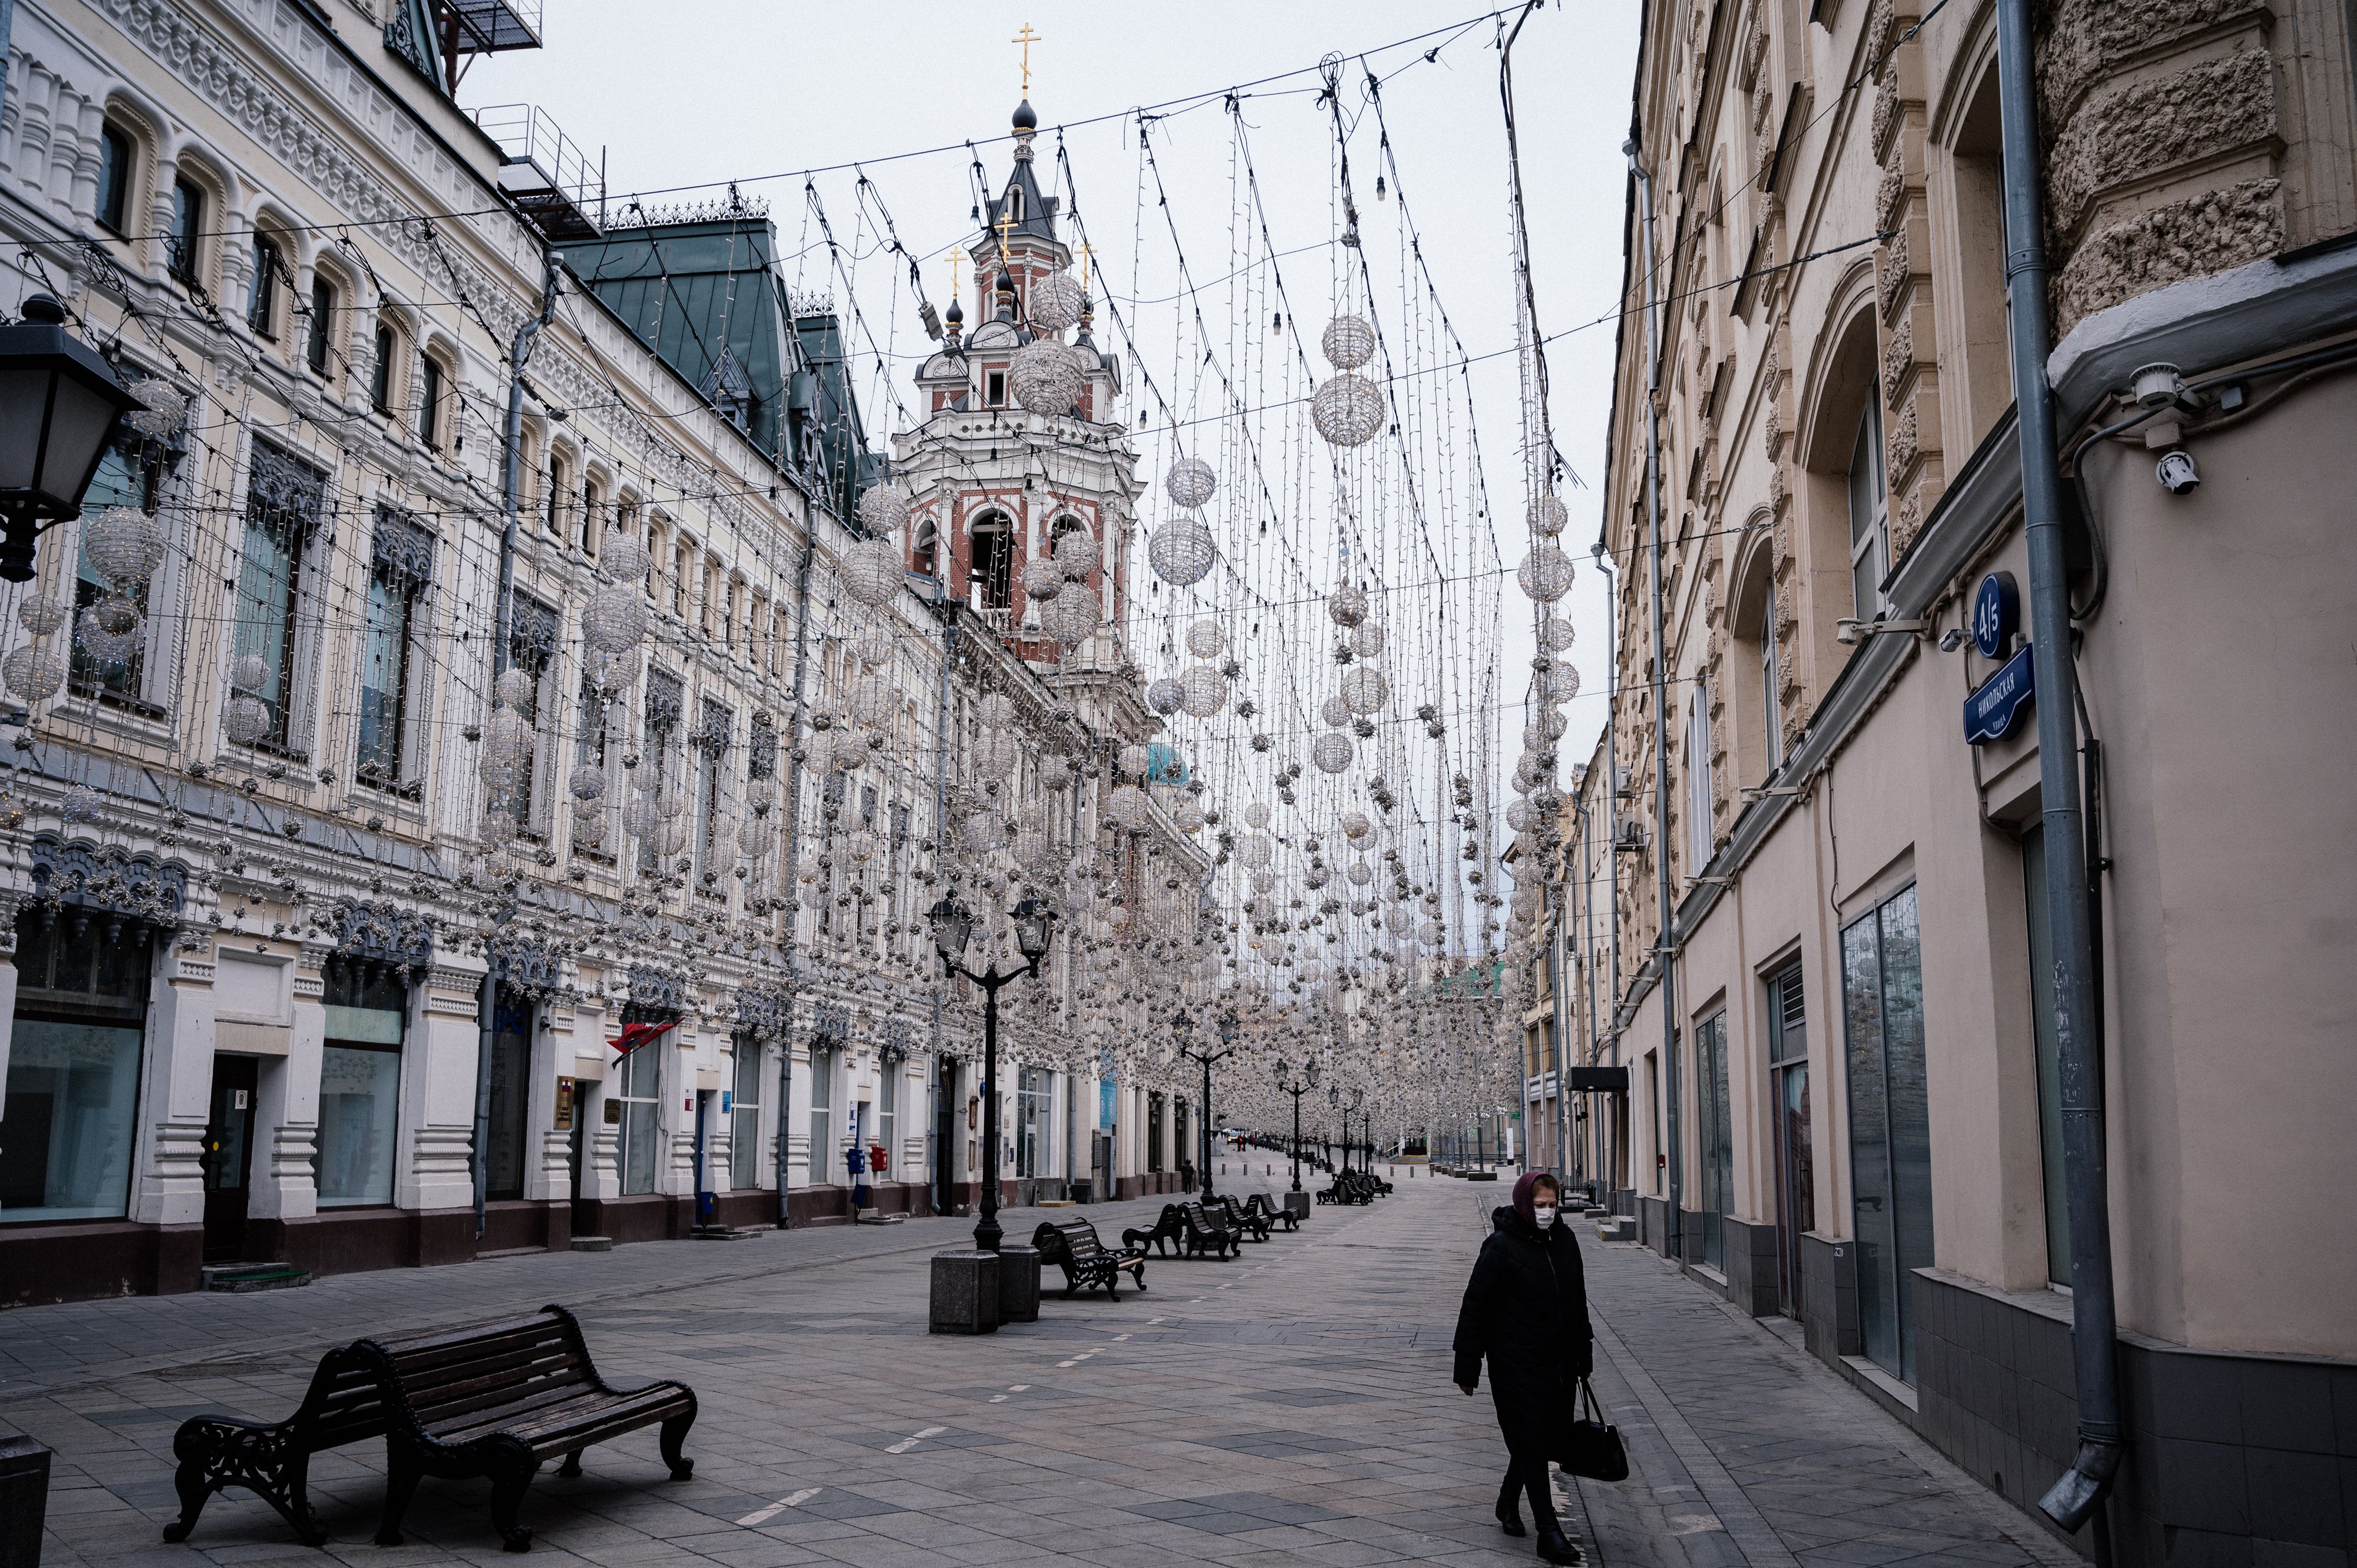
{"left": 97, "top": 125, "right": 134, "bottom": 235}
{"left": 167, "top": 176, "right": 203, "bottom": 283}
{"left": 232, "top": 441, "right": 329, "bottom": 752}
{"left": 356, "top": 506, "right": 433, "bottom": 791}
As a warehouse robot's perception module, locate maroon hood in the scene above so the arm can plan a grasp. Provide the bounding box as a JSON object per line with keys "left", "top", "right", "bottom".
{"left": 1510, "top": 1170, "right": 1559, "bottom": 1230}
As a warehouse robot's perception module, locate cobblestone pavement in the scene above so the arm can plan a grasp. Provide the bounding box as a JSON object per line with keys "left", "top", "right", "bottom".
{"left": 2, "top": 1173, "right": 2079, "bottom": 1568}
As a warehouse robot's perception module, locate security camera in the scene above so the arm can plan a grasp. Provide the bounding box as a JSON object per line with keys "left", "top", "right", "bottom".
{"left": 2155, "top": 448, "right": 2200, "bottom": 495}
{"left": 1938, "top": 628, "right": 1966, "bottom": 653}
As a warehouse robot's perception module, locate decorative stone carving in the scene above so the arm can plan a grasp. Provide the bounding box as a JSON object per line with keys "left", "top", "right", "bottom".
{"left": 2055, "top": 177, "right": 2284, "bottom": 336}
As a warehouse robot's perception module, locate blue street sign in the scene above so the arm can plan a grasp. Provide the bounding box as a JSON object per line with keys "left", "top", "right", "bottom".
{"left": 1965, "top": 642, "right": 2036, "bottom": 744}
{"left": 1972, "top": 571, "right": 2019, "bottom": 659}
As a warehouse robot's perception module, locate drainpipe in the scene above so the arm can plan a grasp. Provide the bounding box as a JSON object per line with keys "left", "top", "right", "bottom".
{"left": 1995, "top": 0, "right": 2124, "bottom": 1532}
{"left": 772, "top": 497, "right": 818, "bottom": 1228}
{"left": 1628, "top": 142, "right": 1682, "bottom": 1258}
{"left": 473, "top": 251, "right": 559, "bottom": 1241}
{"left": 1589, "top": 543, "right": 1622, "bottom": 1203}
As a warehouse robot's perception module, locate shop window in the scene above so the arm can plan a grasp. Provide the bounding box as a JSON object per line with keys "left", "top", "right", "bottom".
{"left": 807, "top": 1045, "right": 835, "bottom": 1181}
{"left": 1147, "top": 1091, "right": 1164, "bottom": 1173}
{"left": 1766, "top": 959, "right": 1813, "bottom": 1317}
{"left": 1016, "top": 1067, "right": 1049, "bottom": 1180}
{"left": 483, "top": 996, "right": 532, "bottom": 1202}
{"left": 614, "top": 1034, "right": 661, "bottom": 1196}
{"left": 878, "top": 1062, "right": 896, "bottom": 1176}
{"left": 729, "top": 1041, "right": 764, "bottom": 1190}
{"left": 1841, "top": 883, "right": 1933, "bottom": 1383}
{"left": 315, "top": 962, "right": 405, "bottom": 1208}
{"left": 0, "top": 911, "right": 154, "bottom": 1222}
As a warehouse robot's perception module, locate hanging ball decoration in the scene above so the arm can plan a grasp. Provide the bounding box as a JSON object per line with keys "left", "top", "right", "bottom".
{"left": 495, "top": 668, "right": 536, "bottom": 709}
{"left": 847, "top": 673, "right": 895, "bottom": 728}
{"left": 3, "top": 645, "right": 67, "bottom": 702}
{"left": 1165, "top": 456, "right": 1217, "bottom": 510}
{"left": 1351, "top": 620, "right": 1387, "bottom": 659}
{"left": 17, "top": 595, "right": 68, "bottom": 637}
{"left": 1543, "top": 659, "right": 1583, "bottom": 703}
{"left": 1009, "top": 336, "right": 1084, "bottom": 414}
{"left": 1028, "top": 267, "right": 1087, "bottom": 332}
{"left": 1241, "top": 834, "right": 1274, "bottom": 869}
{"left": 1146, "top": 676, "right": 1186, "bottom": 716}
{"left": 1052, "top": 529, "right": 1102, "bottom": 580}
{"left": 76, "top": 595, "right": 144, "bottom": 664}
{"left": 839, "top": 536, "right": 905, "bottom": 608}
{"left": 1105, "top": 783, "right": 1152, "bottom": 830}
{"left": 1312, "top": 729, "right": 1355, "bottom": 774}
{"left": 1304, "top": 864, "right": 1331, "bottom": 890}
{"left": 1243, "top": 801, "right": 1271, "bottom": 830}
{"left": 1342, "top": 811, "right": 1372, "bottom": 840}
{"left": 1338, "top": 663, "right": 1391, "bottom": 715}
{"left": 1327, "top": 585, "right": 1369, "bottom": 628}
{"left": 570, "top": 808, "right": 609, "bottom": 852}
{"left": 58, "top": 784, "right": 104, "bottom": 826}
{"left": 1252, "top": 869, "right": 1276, "bottom": 896}
{"left": 1539, "top": 615, "right": 1577, "bottom": 653}
{"left": 1020, "top": 559, "right": 1063, "bottom": 602}
{"left": 1321, "top": 694, "right": 1353, "bottom": 728}
{"left": 856, "top": 481, "right": 911, "bottom": 537}
{"left": 1044, "top": 589, "right": 1099, "bottom": 648}
{"left": 1180, "top": 663, "right": 1227, "bottom": 718}
{"left": 1185, "top": 618, "right": 1224, "bottom": 660}
{"left": 849, "top": 624, "right": 896, "bottom": 669}
{"left": 230, "top": 653, "right": 269, "bottom": 692}
{"left": 976, "top": 692, "right": 1016, "bottom": 729}
{"left": 1347, "top": 860, "right": 1374, "bottom": 887}
{"left": 624, "top": 793, "right": 663, "bottom": 839}
{"left": 1529, "top": 493, "right": 1570, "bottom": 538}
{"left": 1321, "top": 314, "right": 1378, "bottom": 371}
{"left": 1506, "top": 798, "right": 1536, "bottom": 834}
{"left": 567, "top": 762, "right": 607, "bottom": 804}
{"left": 582, "top": 587, "right": 648, "bottom": 653}
{"left": 124, "top": 377, "right": 190, "bottom": 438}
{"left": 736, "top": 818, "right": 775, "bottom": 858}
{"left": 222, "top": 694, "right": 271, "bottom": 745}
{"left": 1312, "top": 372, "right": 1386, "bottom": 447}
{"left": 1171, "top": 800, "right": 1205, "bottom": 834}
{"left": 602, "top": 537, "right": 652, "bottom": 585}
{"left": 653, "top": 819, "right": 689, "bottom": 859}
{"left": 1148, "top": 513, "right": 1217, "bottom": 587}
{"left": 1419, "top": 920, "right": 1443, "bottom": 947}
{"left": 85, "top": 507, "right": 169, "bottom": 587}
{"left": 1117, "top": 742, "right": 1153, "bottom": 778}
{"left": 1516, "top": 544, "right": 1576, "bottom": 603}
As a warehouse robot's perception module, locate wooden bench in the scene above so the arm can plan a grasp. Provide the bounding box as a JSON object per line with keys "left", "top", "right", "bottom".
{"left": 1244, "top": 1193, "right": 1300, "bottom": 1232}
{"left": 1121, "top": 1203, "right": 1187, "bottom": 1257}
{"left": 1179, "top": 1201, "right": 1241, "bottom": 1259}
{"left": 161, "top": 1305, "right": 695, "bottom": 1553}
{"left": 358, "top": 1304, "right": 696, "bottom": 1552}
{"left": 1210, "top": 1194, "right": 1272, "bottom": 1242}
{"left": 1032, "top": 1217, "right": 1148, "bottom": 1299}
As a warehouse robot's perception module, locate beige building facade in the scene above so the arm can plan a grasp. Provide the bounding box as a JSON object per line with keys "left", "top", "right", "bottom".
{"left": 1553, "top": 0, "right": 2357, "bottom": 1560}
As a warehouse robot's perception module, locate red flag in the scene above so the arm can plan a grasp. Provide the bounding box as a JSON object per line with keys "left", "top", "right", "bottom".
{"left": 612, "top": 1018, "right": 679, "bottom": 1055}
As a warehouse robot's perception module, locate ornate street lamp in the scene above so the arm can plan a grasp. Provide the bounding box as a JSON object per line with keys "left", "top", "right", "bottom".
{"left": 1173, "top": 1005, "right": 1241, "bottom": 1201}
{"left": 0, "top": 295, "right": 142, "bottom": 581}
{"left": 929, "top": 890, "right": 1058, "bottom": 1252}
{"left": 1275, "top": 1054, "right": 1322, "bottom": 1193}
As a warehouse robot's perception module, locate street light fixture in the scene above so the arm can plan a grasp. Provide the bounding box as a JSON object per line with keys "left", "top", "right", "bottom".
{"left": 929, "top": 890, "right": 1058, "bottom": 1253}
{"left": 1275, "top": 1054, "right": 1321, "bottom": 1192}
{"left": 0, "top": 295, "right": 143, "bottom": 581}
{"left": 1173, "top": 1004, "right": 1241, "bottom": 1201}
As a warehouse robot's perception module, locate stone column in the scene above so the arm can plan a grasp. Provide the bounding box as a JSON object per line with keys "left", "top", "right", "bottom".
{"left": 131, "top": 937, "right": 215, "bottom": 1289}
{"left": 404, "top": 961, "right": 486, "bottom": 1261}
{"left": 247, "top": 945, "right": 324, "bottom": 1242}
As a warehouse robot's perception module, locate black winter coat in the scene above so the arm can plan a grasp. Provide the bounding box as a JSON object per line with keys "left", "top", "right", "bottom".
{"left": 1452, "top": 1205, "right": 1595, "bottom": 1460}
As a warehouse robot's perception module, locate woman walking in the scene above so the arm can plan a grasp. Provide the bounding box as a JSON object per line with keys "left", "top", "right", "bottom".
{"left": 1453, "top": 1170, "right": 1592, "bottom": 1564}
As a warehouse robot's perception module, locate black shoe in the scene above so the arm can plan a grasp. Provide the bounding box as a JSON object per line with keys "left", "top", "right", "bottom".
{"left": 1496, "top": 1501, "right": 1527, "bottom": 1537}
{"left": 1536, "top": 1526, "right": 1583, "bottom": 1564}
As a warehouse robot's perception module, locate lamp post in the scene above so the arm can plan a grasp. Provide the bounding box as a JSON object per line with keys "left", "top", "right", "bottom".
{"left": 1173, "top": 1007, "right": 1240, "bottom": 1201}
{"left": 929, "top": 891, "right": 1057, "bottom": 1253}
{"left": 0, "top": 294, "right": 142, "bottom": 581}
{"left": 1274, "top": 1055, "right": 1321, "bottom": 1191}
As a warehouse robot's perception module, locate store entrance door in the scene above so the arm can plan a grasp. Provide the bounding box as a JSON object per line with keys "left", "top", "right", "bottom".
{"left": 202, "top": 1055, "right": 260, "bottom": 1262}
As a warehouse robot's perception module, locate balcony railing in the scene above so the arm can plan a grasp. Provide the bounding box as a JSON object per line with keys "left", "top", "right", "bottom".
{"left": 469, "top": 104, "right": 603, "bottom": 240}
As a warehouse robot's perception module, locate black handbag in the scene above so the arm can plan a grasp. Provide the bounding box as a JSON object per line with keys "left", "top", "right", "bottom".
{"left": 1555, "top": 1377, "right": 1629, "bottom": 1481}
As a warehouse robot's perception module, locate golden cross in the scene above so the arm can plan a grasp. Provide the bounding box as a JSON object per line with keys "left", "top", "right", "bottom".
{"left": 995, "top": 209, "right": 1017, "bottom": 263}
{"left": 949, "top": 245, "right": 965, "bottom": 299}
{"left": 1077, "top": 239, "right": 1095, "bottom": 291}
{"left": 1012, "top": 22, "right": 1042, "bottom": 95}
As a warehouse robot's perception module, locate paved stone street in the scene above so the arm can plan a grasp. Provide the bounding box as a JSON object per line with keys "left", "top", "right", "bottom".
{"left": 1, "top": 1176, "right": 2078, "bottom": 1568}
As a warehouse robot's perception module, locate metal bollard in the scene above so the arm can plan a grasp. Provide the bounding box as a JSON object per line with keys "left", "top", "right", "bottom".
{"left": 0, "top": 1434, "right": 50, "bottom": 1568}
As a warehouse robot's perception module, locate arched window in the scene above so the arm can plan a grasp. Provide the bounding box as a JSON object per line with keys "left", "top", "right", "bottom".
{"left": 167, "top": 175, "right": 204, "bottom": 284}
{"left": 1847, "top": 393, "right": 1887, "bottom": 618}
{"left": 97, "top": 125, "right": 134, "bottom": 234}
{"left": 370, "top": 324, "right": 396, "bottom": 415}
{"left": 305, "top": 272, "right": 338, "bottom": 377}
{"left": 417, "top": 352, "right": 447, "bottom": 451}
{"left": 970, "top": 512, "right": 1013, "bottom": 610}
{"left": 913, "top": 517, "right": 938, "bottom": 576}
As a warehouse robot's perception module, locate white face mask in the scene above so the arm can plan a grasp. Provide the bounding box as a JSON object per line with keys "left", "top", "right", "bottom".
{"left": 1533, "top": 1205, "right": 1557, "bottom": 1229}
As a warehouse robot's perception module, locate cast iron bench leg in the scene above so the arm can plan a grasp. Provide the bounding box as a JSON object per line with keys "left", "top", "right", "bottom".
{"left": 376, "top": 1451, "right": 424, "bottom": 1547}
{"left": 659, "top": 1409, "right": 697, "bottom": 1480}
{"left": 488, "top": 1453, "right": 541, "bottom": 1553}
{"left": 556, "top": 1449, "right": 584, "bottom": 1478}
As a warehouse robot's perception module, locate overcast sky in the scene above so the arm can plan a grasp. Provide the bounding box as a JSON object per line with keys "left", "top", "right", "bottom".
{"left": 466, "top": 1, "right": 1639, "bottom": 828}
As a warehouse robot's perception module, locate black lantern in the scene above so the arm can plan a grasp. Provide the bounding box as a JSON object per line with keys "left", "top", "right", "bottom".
{"left": 0, "top": 295, "right": 141, "bottom": 582}
{"left": 1010, "top": 894, "right": 1058, "bottom": 964}
{"left": 926, "top": 893, "right": 973, "bottom": 963}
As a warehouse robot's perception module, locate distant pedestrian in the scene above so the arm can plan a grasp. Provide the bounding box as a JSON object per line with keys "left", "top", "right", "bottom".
{"left": 1453, "top": 1170, "right": 1592, "bottom": 1564}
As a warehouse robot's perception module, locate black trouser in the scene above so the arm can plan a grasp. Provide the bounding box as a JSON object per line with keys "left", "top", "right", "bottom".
{"left": 1498, "top": 1453, "right": 1561, "bottom": 1531}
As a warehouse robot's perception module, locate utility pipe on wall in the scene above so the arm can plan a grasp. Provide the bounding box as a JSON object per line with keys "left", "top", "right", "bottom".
{"left": 1995, "top": 0, "right": 2124, "bottom": 1533}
